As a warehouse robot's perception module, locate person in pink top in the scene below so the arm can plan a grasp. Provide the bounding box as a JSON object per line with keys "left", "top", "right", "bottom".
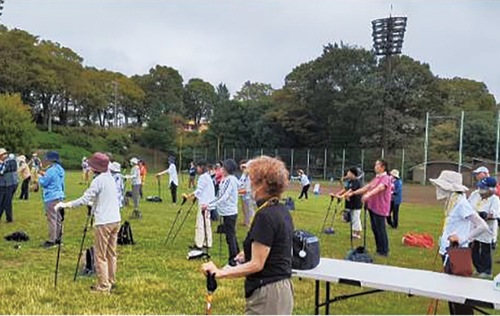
{"left": 346, "top": 159, "right": 391, "bottom": 256}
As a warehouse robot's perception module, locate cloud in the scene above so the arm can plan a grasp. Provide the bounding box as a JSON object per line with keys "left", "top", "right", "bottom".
{"left": 2, "top": 0, "right": 499, "bottom": 101}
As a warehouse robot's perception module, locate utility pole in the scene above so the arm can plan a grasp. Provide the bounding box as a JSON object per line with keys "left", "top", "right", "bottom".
{"left": 112, "top": 81, "right": 119, "bottom": 127}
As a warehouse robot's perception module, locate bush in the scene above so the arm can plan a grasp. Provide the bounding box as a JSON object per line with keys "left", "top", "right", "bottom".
{"left": 0, "top": 94, "right": 36, "bottom": 154}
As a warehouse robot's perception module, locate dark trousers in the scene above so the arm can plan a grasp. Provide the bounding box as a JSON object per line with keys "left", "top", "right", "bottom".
{"left": 139, "top": 184, "right": 143, "bottom": 199}
{"left": 368, "top": 209, "right": 389, "bottom": 256}
{"left": 387, "top": 201, "right": 400, "bottom": 228}
{"left": 471, "top": 240, "right": 492, "bottom": 275}
{"left": 442, "top": 255, "right": 474, "bottom": 314}
{"left": 170, "top": 182, "right": 177, "bottom": 204}
{"left": 222, "top": 214, "right": 239, "bottom": 265}
{"left": 298, "top": 184, "right": 310, "bottom": 199}
{"left": 0, "top": 185, "right": 16, "bottom": 222}
{"left": 19, "top": 177, "right": 30, "bottom": 200}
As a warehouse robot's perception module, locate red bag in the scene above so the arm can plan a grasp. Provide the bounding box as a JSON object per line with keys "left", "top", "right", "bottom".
{"left": 402, "top": 233, "right": 435, "bottom": 249}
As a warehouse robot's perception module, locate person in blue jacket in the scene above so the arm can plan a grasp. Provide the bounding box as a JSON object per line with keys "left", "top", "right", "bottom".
{"left": 387, "top": 169, "right": 402, "bottom": 229}
{"left": 38, "top": 151, "right": 65, "bottom": 248}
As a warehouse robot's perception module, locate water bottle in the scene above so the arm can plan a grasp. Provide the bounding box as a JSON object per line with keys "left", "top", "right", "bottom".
{"left": 493, "top": 273, "right": 500, "bottom": 291}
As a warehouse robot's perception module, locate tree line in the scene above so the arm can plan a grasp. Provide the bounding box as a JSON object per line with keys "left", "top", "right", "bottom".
{"left": 0, "top": 25, "right": 498, "bottom": 165}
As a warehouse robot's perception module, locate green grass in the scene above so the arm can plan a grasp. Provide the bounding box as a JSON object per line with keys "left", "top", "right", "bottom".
{"left": 0, "top": 173, "right": 496, "bottom": 314}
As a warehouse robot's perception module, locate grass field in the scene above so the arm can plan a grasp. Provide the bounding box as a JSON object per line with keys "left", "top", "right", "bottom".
{"left": 0, "top": 172, "right": 497, "bottom": 314}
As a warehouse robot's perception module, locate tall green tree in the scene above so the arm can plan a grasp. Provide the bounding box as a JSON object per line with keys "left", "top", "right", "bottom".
{"left": 0, "top": 94, "right": 36, "bottom": 153}
{"left": 183, "top": 78, "right": 216, "bottom": 127}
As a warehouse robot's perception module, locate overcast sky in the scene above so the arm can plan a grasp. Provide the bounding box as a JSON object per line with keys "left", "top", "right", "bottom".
{"left": 2, "top": 0, "right": 499, "bottom": 101}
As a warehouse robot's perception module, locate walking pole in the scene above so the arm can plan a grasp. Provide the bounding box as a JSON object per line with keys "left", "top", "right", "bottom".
{"left": 206, "top": 272, "right": 218, "bottom": 315}
{"left": 202, "top": 209, "right": 211, "bottom": 260}
{"left": 165, "top": 196, "right": 188, "bottom": 244}
{"left": 319, "top": 196, "right": 334, "bottom": 237}
{"left": 158, "top": 177, "right": 162, "bottom": 201}
{"left": 74, "top": 205, "right": 93, "bottom": 281}
{"left": 54, "top": 208, "right": 65, "bottom": 288}
{"left": 170, "top": 198, "right": 197, "bottom": 245}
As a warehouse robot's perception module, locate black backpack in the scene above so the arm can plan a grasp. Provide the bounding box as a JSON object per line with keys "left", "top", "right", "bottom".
{"left": 292, "top": 230, "right": 320, "bottom": 270}
{"left": 4, "top": 231, "right": 30, "bottom": 242}
{"left": 118, "top": 221, "right": 135, "bottom": 245}
{"left": 82, "top": 246, "right": 96, "bottom": 275}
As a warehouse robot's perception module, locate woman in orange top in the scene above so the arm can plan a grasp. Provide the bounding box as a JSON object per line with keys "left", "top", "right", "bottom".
{"left": 139, "top": 160, "right": 147, "bottom": 198}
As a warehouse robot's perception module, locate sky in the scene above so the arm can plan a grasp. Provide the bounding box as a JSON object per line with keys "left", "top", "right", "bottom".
{"left": 1, "top": 0, "right": 499, "bottom": 101}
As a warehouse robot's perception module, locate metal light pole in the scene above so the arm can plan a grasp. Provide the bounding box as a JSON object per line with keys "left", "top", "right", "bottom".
{"left": 112, "top": 81, "right": 119, "bottom": 127}
{"left": 0, "top": 0, "right": 4, "bottom": 20}
{"left": 372, "top": 15, "right": 407, "bottom": 154}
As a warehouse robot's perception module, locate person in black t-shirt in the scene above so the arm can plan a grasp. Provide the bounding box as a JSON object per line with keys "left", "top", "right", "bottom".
{"left": 202, "top": 156, "right": 294, "bottom": 315}
{"left": 331, "top": 167, "right": 363, "bottom": 239}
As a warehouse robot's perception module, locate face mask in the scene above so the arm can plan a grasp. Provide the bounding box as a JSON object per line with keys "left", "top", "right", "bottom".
{"left": 436, "top": 187, "right": 451, "bottom": 200}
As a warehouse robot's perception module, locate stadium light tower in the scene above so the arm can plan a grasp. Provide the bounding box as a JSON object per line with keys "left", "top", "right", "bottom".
{"left": 371, "top": 14, "right": 407, "bottom": 153}
{"left": 0, "top": 0, "right": 4, "bottom": 20}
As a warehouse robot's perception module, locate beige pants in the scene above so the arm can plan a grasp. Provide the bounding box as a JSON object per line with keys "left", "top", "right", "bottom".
{"left": 245, "top": 278, "right": 294, "bottom": 315}
{"left": 195, "top": 206, "right": 212, "bottom": 248}
{"left": 94, "top": 222, "right": 120, "bottom": 291}
{"left": 45, "top": 199, "right": 62, "bottom": 242}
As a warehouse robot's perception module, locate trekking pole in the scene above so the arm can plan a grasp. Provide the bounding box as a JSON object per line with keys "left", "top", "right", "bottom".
{"left": 202, "top": 209, "right": 211, "bottom": 259}
{"left": 165, "top": 196, "right": 187, "bottom": 244}
{"left": 158, "top": 177, "right": 162, "bottom": 201}
{"left": 319, "top": 195, "right": 334, "bottom": 237}
{"left": 170, "top": 198, "right": 197, "bottom": 245}
{"left": 219, "top": 217, "right": 223, "bottom": 264}
{"left": 206, "top": 272, "right": 218, "bottom": 315}
{"left": 54, "top": 208, "right": 65, "bottom": 288}
{"left": 74, "top": 205, "right": 92, "bottom": 281}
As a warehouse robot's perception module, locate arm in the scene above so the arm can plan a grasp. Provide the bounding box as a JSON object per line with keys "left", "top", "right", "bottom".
{"left": 38, "top": 168, "right": 54, "bottom": 187}
{"left": 205, "top": 178, "right": 231, "bottom": 210}
{"left": 67, "top": 179, "right": 99, "bottom": 208}
{"left": 202, "top": 242, "right": 271, "bottom": 279}
{"left": 349, "top": 183, "right": 371, "bottom": 196}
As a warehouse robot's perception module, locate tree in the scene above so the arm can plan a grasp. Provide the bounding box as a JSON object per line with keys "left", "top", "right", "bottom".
{"left": 183, "top": 78, "right": 216, "bottom": 127}
{"left": 141, "top": 114, "right": 176, "bottom": 152}
{"left": 0, "top": 94, "right": 36, "bottom": 153}
{"left": 234, "top": 81, "right": 273, "bottom": 102}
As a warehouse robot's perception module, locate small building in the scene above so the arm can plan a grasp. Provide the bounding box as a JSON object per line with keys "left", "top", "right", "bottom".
{"left": 410, "top": 161, "right": 474, "bottom": 186}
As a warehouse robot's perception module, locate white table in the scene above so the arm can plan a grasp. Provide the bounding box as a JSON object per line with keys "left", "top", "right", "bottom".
{"left": 293, "top": 258, "right": 500, "bottom": 314}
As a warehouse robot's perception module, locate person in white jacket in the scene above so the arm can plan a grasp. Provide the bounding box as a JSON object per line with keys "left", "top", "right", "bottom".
{"left": 184, "top": 159, "right": 216, "bottom": 251}
{"left": 156, "top": 157, "right": 179, "bottom": 204}
{"left": 430, "top": 170, "right": 489, "bottom": 314}
{"left": 55, "top": 152, "right": 121, "bottom": 293}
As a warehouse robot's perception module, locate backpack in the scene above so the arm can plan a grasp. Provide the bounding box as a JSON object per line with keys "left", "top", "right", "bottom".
{"left": 82, "top": 246, "right": 96, "bottom": 275}
{"left": 4, "top": 231, "right": 30, "bottom": 242}
{"left": 345, "top": 246, "right": 373, "bottom": 263}
{"left": 292, "top": 230, "right": 320, "bottom": 270}
{"left": 118, "top": 221, "right": 135, "bottom": 245}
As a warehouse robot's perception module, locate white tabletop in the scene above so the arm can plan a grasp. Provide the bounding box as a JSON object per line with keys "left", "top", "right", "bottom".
{"left": 293, "top": 258, "right": 500, "bottom": 309}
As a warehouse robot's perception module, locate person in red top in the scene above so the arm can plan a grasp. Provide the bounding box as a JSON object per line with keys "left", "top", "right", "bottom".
{"left": 346, "top": 159, "right": 392, "bottom": 256}
{"left": 214, "top": 161, "right": 224, "bottom": 196}
{"left": 139, "top": 160, "right": 147, "bottom": 199}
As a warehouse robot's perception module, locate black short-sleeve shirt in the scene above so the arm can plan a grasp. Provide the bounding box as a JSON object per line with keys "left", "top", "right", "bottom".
{"left": 243, "top": 202, "right": 294, "bottom": 298}
{"left": 345, "top": 179, "right": 362, "bottom": 210}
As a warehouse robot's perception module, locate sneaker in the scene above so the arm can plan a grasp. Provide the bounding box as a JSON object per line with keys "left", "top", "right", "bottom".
{"left": 478, "top": 273, "right": 492, "bottom": 279}
{"left": 352, "top": 234, "right": 361, "bottom": 239}
{"left": 42, "top": 241, "right": 56, "bottom": 249}
{"left": 90, "top": 285, "right": 111, "bottom": 294}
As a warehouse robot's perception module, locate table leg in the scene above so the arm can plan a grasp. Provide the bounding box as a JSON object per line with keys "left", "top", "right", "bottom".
{"left": 315, "top": 280, "right": 320, "bottom": 315}
{"left": 326, "top": 282, "right": 331, "bottom": 315}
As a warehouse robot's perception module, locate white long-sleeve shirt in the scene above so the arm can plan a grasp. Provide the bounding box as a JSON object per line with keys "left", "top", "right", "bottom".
{"left": 468, "top": 191, "right": 499, "bottom": 243}
{"left": 208, "top": 175, "right": 238, "bottom": 216}
{"left": 69, "top": 172, "right": 121, "bottom": 226}
{"left": 300, "top": 174, "right": 310, "bottom": 187}
{"left": 166, "top": 163, "right": 178, "bottom": 186}
{"left": 194, "top": 172, "right": 215, "bottom": 205}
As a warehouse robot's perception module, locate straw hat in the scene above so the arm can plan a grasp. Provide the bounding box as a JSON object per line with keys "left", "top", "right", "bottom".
{"left": 18, "top": 155, "right": 26, "bottom": 163}
{"left": 429, "top": 170, "right": 468, "bottom": 192}
{"left": 88, "top": 152, "right": 110, "bottom": 173}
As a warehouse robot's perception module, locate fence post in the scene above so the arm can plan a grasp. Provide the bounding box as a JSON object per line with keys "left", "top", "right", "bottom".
{"left": 306, "top": 149, "right": 310, "bottom": 177}
{"left": 458, "top": 110, "right": 464, "bottom": 173}
{"left": 361, "top": 149, "right": 364, "bottom": 171}
{"left": 401, "top": 148, "right": 405, "bottom": 183}
{"left": 381, "top": 148, "right": 385, "bottom": 159}
{"left": 275, "top": 148, "right": 278, "bottom": 157}
{"left": 232, "top": 148, "right": 235, "bottom": 160}
{"left": 423, "top": 111, "right": 429, "bottom": 185}
{"left": 205, "top": 147, "right": 208, "bottom": 160}
{"left": 246, "top": 148, "right": 249, "bottom": 160}
{"left": 290, "top": 148, "right": 294, "bottom": 176}
{"left": 323, "top": 148, "right": 327, "bottom": 180}
{"left": 260, "top": 148, "right": 263, "bottom": 157}
{"left": 341, "top": 148, "right": 346, "bottom": 177}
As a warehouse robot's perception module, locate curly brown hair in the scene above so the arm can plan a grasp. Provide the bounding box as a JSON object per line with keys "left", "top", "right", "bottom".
{"left": 246, "top": 156, "right": 289, "bottom": 200}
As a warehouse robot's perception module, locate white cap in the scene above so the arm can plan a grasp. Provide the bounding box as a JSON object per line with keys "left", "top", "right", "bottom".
{"left": 130, "top": 157, "right": 139, "bottom": 165}
{"left": 109, "top": 162, "right": 121, "bottom": 173}
{"left": 473, "top": 166, "right": 489, "bottom": 175}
